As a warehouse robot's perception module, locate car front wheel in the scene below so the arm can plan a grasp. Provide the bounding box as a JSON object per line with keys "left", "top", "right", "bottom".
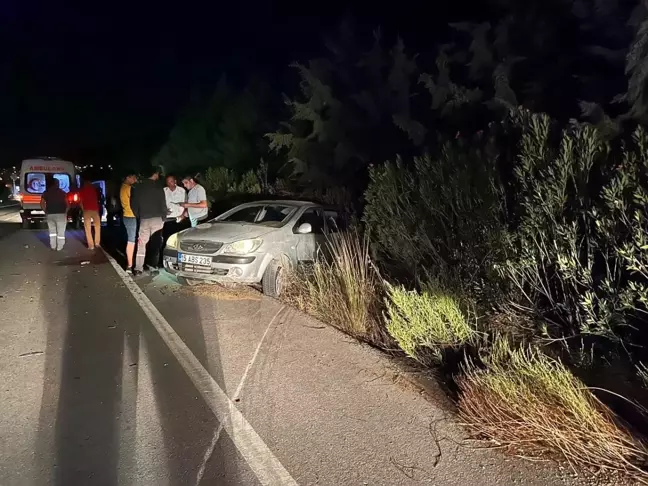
{"left": 262, "top": 259, "right": 284, "bottom": 298}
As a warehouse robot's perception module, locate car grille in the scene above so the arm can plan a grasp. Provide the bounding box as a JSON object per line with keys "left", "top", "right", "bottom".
{"left": 179, "top": 240, "right": 223, "bottom": 254}
{"left": 177, "top": 263, "right": 228, "bottom": 276}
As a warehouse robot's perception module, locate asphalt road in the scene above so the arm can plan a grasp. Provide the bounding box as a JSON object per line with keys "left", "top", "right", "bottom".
{"left": 0, "top": 208, "right": 588, "bottom": 485}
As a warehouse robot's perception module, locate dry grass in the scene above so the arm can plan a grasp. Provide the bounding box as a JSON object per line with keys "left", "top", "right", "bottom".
{"left": 458, "top": 339, "right": 648, "bottom": 479}
{"left": 182, "top": 283, "right": 262, "bottom": 301}
{"left": 637, "top": 362, "right": 648, "bottom": 390}
{"left": 282, "top": 232, "right": 390, "bottom": 347}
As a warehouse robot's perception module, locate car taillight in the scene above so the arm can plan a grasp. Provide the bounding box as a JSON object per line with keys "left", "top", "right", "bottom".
{"left": 73, "top": 193, "right": 79, "bottom": 202}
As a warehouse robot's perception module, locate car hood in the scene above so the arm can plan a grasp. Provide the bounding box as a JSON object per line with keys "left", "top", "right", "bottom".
{"left": 179, "top": 222, "right": 277, "bottom": 243}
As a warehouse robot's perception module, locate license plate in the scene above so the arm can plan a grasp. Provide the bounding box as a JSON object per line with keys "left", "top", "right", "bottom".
{"left": 178, "top": 253, "right": 212, "bottom": 266}
{"left": 31, "top": 210, "right": 44, "bottom": 215}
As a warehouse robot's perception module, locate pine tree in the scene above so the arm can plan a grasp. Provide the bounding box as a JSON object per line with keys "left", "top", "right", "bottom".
{"left": 266, "top": 22, "right": 425, "bottom": 190}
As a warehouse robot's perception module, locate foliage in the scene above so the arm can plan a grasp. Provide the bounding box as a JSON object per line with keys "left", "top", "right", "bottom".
{"left": 237, "top": 170, "right": 261, "bottom": 194}
{"left": 203, "top": 166, "right": 235, "bottom": 201}
{"left": 501, "top": 111, "right": 648, "bottom": 339}
{"left": 363, "top": 136, "right": 506, "bottom": 296}
{"left": 619, "top": 2, "right": 648, "bottom": 120}
{"left": 416, "top": 0, "right": 643, "bottom": 133}
{"left": 266, "top": 22, "right": 425, "bottom": 191}
{"left": 154, "top": 78, "right": 276, "bottom": 176}
{"left": 458, "top": 341, "right": 648, "bottom": 476}
{"left": 282, "top": 232, "right": 389, "bottom": 347}
{"left": 385, "top": 284, "right": 476, "bottom": 364}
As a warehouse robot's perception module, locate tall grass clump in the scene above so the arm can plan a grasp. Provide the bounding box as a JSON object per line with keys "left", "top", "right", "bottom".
{"left": 287, "top": 232, "right": 389, "bottom": 347}
{"left": 385, "top": 284, "right": 477, "bottom": 364}
{"left": 458, "top": 340, "right": 648, "bottom": 477}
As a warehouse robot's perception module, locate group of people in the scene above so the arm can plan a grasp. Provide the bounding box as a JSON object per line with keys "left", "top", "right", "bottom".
{"left": 39, "top": 168, "right": 208, "bottom": 279}
{"left": 120, "top": 168, "right": 208, "bottom": 276}
{"left": 40, "top": 177, "right": 104, "bottom": 251}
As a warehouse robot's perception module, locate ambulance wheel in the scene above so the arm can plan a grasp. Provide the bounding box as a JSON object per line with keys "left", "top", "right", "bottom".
{"left": 21, "top": 219, "right": 29, "bottom": 229}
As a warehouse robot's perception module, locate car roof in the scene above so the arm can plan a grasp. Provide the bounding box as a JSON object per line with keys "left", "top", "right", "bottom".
{"left": 239, "top": 200, "right": 318, "bottom": 207}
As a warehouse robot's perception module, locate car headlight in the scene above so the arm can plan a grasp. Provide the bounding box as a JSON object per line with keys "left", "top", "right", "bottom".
{"left": 166, "top": 233, "right": 179, "bottom": 249}
{"left": 222, "top": 238, "right": 262, "bottom": 255}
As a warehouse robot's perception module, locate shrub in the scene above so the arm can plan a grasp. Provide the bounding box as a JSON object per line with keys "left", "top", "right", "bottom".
{"left": 204, "top": 167, "right": 235, "bottom": 200}
{"left": 363, "top": 139, "right": 506, "bottom": 298}
{"left": 385, "top": 284, "right": 476, "bottom": 364}
{"left": 501, "top": 111, "right": 648, "bottom": 339}
{"left": 237, "top": 170, "right": 261, "bottom": 194}
{"left": 283, "top": 232, "right": 389, "bottom": 347}
{"left": 458, "top": 340, "right": 648, "bottom": 476}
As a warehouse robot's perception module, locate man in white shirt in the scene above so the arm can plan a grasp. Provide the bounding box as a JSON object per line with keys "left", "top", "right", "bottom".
{"left": 179, "top": 174, "right": 208, "bottom": 227}
{"left": 156, "top": 175, "right": 187, "bottom": 267}
{"left": 164, "top": 175, "right": 187, "bottom": 220}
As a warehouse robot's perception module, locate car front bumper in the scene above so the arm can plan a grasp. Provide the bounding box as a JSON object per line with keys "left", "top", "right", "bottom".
{"left": 162, "top": 249, "right": 269, "bottom": 284}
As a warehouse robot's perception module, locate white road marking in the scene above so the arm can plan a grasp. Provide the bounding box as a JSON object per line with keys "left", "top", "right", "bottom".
{"left": 0, "top": 207, "right": 21, "bottom": 223}
{"left": 102, "top": 249, "right": 298, "bottom": 486}
{"left": 195, "top": 305, "right": 286, "bottom": 485}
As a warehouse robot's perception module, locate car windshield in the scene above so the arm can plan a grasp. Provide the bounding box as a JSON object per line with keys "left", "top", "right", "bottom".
{"left": 25, "top": 172, "right": 72, "bottom": 194}
{"left": 218, "top": 204, "right": 296, "bottom": 227}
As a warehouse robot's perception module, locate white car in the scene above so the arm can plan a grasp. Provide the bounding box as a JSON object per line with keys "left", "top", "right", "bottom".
{"left": 163, "top": 200, "right": 344, "bottom": 296}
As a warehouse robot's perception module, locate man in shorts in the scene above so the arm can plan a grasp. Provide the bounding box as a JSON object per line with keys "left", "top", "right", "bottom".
{"left": 120, "top": 172, "right": 138, "bottom": 273}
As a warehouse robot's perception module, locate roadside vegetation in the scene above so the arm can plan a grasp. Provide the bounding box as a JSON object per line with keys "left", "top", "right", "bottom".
{"left": 152, "top": 1, "right": 648, "bottom": 480}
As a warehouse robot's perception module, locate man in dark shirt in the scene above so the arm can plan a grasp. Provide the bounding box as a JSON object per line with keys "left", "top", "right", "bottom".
{"left": 41, "top": 178, "right": 69, "bottom": 251}
{"left": 131, "top": 167, "right": 167, "bottom": 276}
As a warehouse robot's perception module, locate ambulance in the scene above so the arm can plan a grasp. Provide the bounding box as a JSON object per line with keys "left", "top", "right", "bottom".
{"left": 18, "top": 157, "right": 82, "bottom": 229}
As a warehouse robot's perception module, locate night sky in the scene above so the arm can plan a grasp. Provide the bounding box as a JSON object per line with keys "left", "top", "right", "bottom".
{"left": 0, "top": 0, "right": 477, "bottom": 168}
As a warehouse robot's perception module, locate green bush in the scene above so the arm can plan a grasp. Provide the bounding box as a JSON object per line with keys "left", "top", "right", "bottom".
{"left": 237, "top": 170, "right": 261, "bottom": 194}
{"left": 204, "top": 167, "right": 235, "bottom": 200}
{"left": 385, "top": 284, "right": 476, "bottom": 364}
{"left": 364, "top": 140, "right": 506, "bottom": 298}
{"left": 501, "top": 112, "right": 648, "bottom": 339}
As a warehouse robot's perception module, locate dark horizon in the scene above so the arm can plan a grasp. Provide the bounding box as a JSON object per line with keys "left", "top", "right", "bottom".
{"left": 0, "top": 0, "right": 491, "bottom": 167}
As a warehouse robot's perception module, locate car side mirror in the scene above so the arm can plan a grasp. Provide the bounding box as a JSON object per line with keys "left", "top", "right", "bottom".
{"left": 296, "top": 223, "right": 312, "bottom": 234}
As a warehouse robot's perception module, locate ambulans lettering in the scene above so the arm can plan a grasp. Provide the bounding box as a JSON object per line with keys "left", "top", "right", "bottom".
{"left": 28, "top": 165, "right": 67, "bottom": 172}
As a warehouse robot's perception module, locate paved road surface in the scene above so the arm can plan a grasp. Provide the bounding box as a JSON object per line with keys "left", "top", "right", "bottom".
{"left": 0, "top": 208, "right": 586, "bottom": 485}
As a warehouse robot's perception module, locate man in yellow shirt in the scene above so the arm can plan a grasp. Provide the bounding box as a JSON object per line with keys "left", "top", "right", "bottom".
{"left": 120, "top": 172, "right": 138, "bottom": 273}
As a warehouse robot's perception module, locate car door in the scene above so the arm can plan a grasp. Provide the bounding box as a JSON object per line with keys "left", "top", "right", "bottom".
{"left": 292, "top": 207, "right": 326, "bottom": 263}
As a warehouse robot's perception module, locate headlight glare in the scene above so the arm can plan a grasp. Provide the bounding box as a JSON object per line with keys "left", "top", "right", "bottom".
{"left": 222, "top": 238, "right": 262, "bottom": 255}
{"left": 166, "top": 233, "right": 179, "bottom": 249}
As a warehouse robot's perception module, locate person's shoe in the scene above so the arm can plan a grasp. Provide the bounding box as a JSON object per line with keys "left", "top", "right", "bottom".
{"left": 132, "top": 269, "right": 144, "bottom": 278}
{"left": 125, "top": 268, "right": 133, "bottom": 275}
